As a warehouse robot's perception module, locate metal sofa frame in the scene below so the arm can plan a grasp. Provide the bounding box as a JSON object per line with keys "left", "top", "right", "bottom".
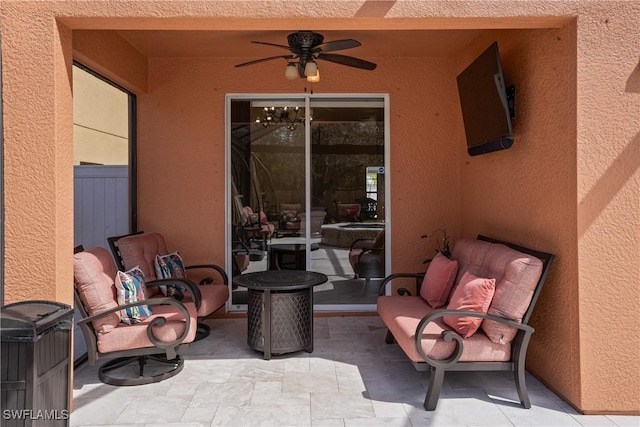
{"left": 378, "top": 235, "right": 555, "bottom": 410}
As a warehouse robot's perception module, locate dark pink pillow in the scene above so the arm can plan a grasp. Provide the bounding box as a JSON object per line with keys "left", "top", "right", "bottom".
{"left": 443, "top": 272, "right": 496, "bottom": 338}
{"left": 419, "top": 253, "right": 459, "bottom": 308}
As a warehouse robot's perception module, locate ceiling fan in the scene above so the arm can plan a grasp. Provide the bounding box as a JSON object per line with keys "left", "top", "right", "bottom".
{"left": 234, "top": 31, "right": 377, "bottom": 80}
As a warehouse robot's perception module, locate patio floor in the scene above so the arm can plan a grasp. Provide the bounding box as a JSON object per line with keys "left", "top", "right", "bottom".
{"left": 71, "top": 315, "right": 639, "bottom": 427}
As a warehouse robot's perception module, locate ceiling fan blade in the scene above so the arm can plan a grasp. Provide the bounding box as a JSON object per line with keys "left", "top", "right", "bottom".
{"left": 313, "top": 39, "right": 361, "bottom": 53}
{"left": 251, "top": 41, "right": 292, "bottom": 51}
{"left": 235, "top": 55, "right": 294, "bottom": 68}
{"left": 317, "top": 53, "right": 377, "bottom": 70}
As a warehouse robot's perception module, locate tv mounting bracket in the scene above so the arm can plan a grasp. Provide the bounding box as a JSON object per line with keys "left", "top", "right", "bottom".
{"left": 507, "top": 85, "right": 516, "bottom": 119}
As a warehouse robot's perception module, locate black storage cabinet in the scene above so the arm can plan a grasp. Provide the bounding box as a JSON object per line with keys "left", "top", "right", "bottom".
{"left": 1, "top": 301, "right": 73, "bottom": 427}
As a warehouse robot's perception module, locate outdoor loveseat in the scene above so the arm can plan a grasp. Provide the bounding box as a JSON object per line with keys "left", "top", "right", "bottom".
{"left": 377, "top": 235, "right": 554, "bottom": 410}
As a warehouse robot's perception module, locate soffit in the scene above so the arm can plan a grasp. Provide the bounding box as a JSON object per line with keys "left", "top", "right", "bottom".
{"left": 115, "top": 29, "right": 486, "bottom": 58}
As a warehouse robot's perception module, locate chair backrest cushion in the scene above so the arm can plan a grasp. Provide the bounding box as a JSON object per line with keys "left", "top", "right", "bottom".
{"left": 280, "top": 203, "right": 302, "bottom": 213}
{"left": 451, "top": 238, "right": 543, "bottom": 344}
{"left": 73, "top": 247, "right": 121, "bottom": 333}
{"left": 117, "top": 232, "right": 169, "bottom": 282}
{"left": 336, "top": 203, "right": 361, "bottom": 221}
{"left": 373, "top": 229, "right": 385, "bottom": 248}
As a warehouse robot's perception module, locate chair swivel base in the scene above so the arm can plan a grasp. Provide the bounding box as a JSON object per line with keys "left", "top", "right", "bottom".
{"left": 98, "top": 354, "right": 184, "bottom": 386}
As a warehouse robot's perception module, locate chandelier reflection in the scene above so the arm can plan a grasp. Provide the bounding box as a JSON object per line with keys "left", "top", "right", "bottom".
{"left": 255, "top": 106, "right": 311, "bottom": 130}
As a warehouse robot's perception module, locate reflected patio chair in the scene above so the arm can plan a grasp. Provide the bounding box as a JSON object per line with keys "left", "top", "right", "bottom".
{"left": 349, "top": 229, "right": 385, "bottom": 288}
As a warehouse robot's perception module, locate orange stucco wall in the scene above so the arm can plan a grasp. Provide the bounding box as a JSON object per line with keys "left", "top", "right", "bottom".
{"left": 136, "top": 54, "right": 460, "bottom": 274}
{"left": 1, "top": 0, "right": 638, "bottom": 415}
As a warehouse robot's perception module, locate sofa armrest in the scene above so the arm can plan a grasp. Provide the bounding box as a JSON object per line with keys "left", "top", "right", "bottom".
{"left": 378, "top": 272, "right": 425, "bottom": 296}
{"left": 415, "top": 309, "right": 534, "bottom": 368}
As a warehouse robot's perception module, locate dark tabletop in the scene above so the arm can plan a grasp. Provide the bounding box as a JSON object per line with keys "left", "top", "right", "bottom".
{"left": 233, "top": 270, "right": 328, "bottom": 291}
{"left": 269, "top": 243, "right": 320, "bottom": 252}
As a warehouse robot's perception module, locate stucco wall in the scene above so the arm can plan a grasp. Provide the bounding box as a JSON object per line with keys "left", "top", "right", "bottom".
{"left": 136, "top": 55, "right": 460, "bottom": 274}
{"left": 458, "top": 26, "right": 581, "bottom": 409}
{"left": 1, "top": 0, "right": 639, "bottom": 415}
{"left": 574, "top": 2, "right": 640, "bottom": 413}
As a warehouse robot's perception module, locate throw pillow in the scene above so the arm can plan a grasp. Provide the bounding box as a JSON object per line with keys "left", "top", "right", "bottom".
{"left": 420, "top": 253, "right": 459, "bottom": 308}
{"left": 154, "top": 251, "right": 187, "bottom": 300}
{"left": 115, "top": 266, "right": 152, "bottom": 324}
{"left": 443, "top": 272, "right": 496, "bottom": 338}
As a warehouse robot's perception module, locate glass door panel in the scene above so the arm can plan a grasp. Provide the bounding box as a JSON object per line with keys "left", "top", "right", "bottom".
{"left": 228, "top": 95, "right": 387, "bottom": 312}
{"left": 308, "top": 97, "right": 386, "bottom": 310}
{"left": 229, "top": 97, "right": 307, "bottom": 308}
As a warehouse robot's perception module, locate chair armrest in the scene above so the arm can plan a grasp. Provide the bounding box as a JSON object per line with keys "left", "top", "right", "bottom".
{"left": 378, "top": 273, "right": 424, "bottom": 296}
{"left": 415, "top": 309, "right": 534, "bottom": 368}
{"left": 349, "top": 238, "right": 375, "bottom": 252}
{"left": 146, "top": 278, "right": 202, "bottom": 310}
{"left": 356, "top": 247, "right": 383, "bottom": 262}
{"left": 233, "top": 241, "right": 251, "bottom": 255}
{"left": 78, "top": 297, "right": 193, "bottom": 360}
{"left": 185, "top": 264, "right": 229, "bottom": 286}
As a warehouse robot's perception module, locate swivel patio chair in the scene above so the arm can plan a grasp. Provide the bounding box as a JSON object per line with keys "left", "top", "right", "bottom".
{"left": 73, "top": 245, "right": 198, "bottom": 385}
{"left": 107, "top": 231, "right": 230, "bottom": 341}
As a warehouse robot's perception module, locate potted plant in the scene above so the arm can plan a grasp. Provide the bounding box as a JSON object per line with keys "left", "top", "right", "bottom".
{"left": 421, "top": 228, "right": 452, "bottom": 263}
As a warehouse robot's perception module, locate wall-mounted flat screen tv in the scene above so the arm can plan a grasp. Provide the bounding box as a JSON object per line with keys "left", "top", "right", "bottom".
{"left": 456, "top": 42, "right": 514, "bottom": 156}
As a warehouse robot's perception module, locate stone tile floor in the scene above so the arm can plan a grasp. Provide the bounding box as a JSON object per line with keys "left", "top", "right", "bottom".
{"left": 71, "top": 316, "right": 639, "bottom": 427}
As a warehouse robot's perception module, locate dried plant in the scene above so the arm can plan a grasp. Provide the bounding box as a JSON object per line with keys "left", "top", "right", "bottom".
{"left": 421, "top": 228, "right": 452, "bottom": 263}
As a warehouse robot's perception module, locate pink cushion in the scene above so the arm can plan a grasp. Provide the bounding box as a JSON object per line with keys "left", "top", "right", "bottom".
{"left": 452, "top": 238, "right": 544, "bottom": 344}
{"left": 73, "top": 247, "right": 121, "bottom": 333}
{"left": 443, "top": 272, "right": 496, "bottom": 338}
{"left": 280, "top": 203, "right": 302, "bottom": 214}
{"left": 117, "top": 232, "right": 169, "bottom": 282}
{"left": 377, "top": 295, "right": 510, "bottom": 363}
{"left": 420, "top": 253, "right": 459, "bottom": 308}
{"left": 184, "top": 283, "right": 229, "bottom": 317}
{"left": 259, "top": 210, "right": 268, "bottom": 225}
{"left": 96, "top": 301, "right": 198, "bottom": 354}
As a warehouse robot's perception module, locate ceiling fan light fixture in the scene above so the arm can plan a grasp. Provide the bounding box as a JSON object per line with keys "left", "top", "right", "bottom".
{"left": 306, "top": 69, "right": 320, "bottom": 83}
{"left": 304, "top": 60, "right": 318, "bottom": 77}
{"left": 285, "top": 63, "right": 298, "bottom": 80}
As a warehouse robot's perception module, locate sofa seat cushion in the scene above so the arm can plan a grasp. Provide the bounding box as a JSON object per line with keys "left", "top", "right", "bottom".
{"left": 452, "top": 238, "right": 543, "bottom": 344}
{"left": 182, "top": 284, "right": 229, "bottom": 317}
{"left": 377, "top": 295, "right": 510, "bottom": 363}
{"left": 97, "top": 301, "right": 198, "bottom": 354}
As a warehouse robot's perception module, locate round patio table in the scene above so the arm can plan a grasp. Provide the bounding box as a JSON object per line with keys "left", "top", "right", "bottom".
{"left": 233, "top": 270, "right": 327, "bottom": 360}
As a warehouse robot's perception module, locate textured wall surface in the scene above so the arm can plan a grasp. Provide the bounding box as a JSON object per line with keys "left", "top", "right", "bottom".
{"left": 137, "top": 55, "right": 460, "bottom": 275}
{"left": 574, "top": 2, "right": 640, "bottom": 412}
{"left": 1, "top": 0, "right": 639, "bottom": 414}
{"left": 458, "top": 26, "right": 581, "bottom": 409}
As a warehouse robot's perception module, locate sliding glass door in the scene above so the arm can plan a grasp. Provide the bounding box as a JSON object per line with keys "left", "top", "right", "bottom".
{"left": 227, "top": 95, "right": 388, "bottom": 312}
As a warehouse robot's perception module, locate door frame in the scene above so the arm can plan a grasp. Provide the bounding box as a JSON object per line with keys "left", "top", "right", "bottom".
{"left": 225, "top": 93, "right": 390, "bottom": 313}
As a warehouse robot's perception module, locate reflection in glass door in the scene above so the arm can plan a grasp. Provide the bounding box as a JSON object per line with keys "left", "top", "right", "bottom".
{"left": 308, "top": 98, "right": 386, "bottom": 311}
{"left": 227, "top": 95, "right": 387, "bottom": 312}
